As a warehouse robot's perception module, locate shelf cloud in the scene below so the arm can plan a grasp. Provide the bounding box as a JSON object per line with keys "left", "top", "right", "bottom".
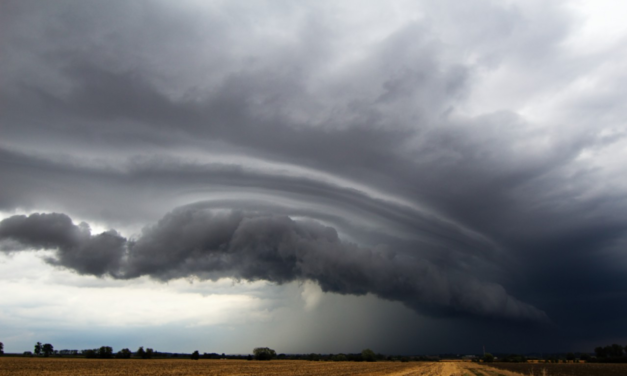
{"left": 1, "top": 0, "right": 626, "bottom": 353}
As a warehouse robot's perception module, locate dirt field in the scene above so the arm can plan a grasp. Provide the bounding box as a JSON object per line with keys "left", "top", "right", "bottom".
{"left": 0, "top": 358, "right": 523, "bottom": 376}
{"left": 485, "top": 362, "right": 627, "bottom": 376}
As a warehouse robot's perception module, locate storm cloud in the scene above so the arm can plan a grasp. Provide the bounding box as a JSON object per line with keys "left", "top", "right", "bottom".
{"left": 1, "top": 0, "right": 627, "bottom": 353}
{"left": 0, "top": 210, "right": 547, "bottom": 322}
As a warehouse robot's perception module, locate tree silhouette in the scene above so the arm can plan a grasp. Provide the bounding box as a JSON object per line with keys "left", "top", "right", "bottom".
{"left": 99, "top": 346, "right": 113, "bottom": 359}
{"left": 145, "top": 348, "right": 154, "bottom": 359}
{"left": 136, "top": 346, "right": 146, "bottom": 359}
{"left": 116, "top": 348, "right": 132, "bottom": 359}
{"left": 611, "top": 344, "right": 624, "bottom": 358}
{"left": 42, "top": 343, "right": 54, "bottom": 357}
{"left": 191, "top": 350, "right": 200, "bottom": 360}
{"left": 0, "top": 341, "right": 4, "bottom": 355}
{"left": 361, "top": 349, "right": 376, "bottom": 362}
{"left": 482, "top": 353, "right": 495, "bottom": 362}
{"left": 253, "top": 347, "right": 276, "bottom": 360}
{"left": 34, "top": 342, "right": 42, "bottom": 356}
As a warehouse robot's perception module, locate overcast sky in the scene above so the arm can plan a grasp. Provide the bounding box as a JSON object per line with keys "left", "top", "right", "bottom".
{"left": 1, "top": 0, "right": 627, "bottom": 355}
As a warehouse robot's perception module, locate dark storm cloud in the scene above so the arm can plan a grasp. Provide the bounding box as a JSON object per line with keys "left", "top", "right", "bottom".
{"left": 1, "top": 0, "right": 627, "bottom": 351}
{"left": 0, "top": 210, "right": 547, "bottom": 322}
{"left": 0, "top": 213, "right": 125, "bottom": 276}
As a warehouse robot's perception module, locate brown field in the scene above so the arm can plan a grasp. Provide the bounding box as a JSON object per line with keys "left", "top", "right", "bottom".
{"left": 0, "top": 358, "right": 526, "bottom": 376}
{"left": 485, "top": 362, "right": 627, "bottom": 376}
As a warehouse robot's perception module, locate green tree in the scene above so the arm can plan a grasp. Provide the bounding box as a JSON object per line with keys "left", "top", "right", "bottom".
{"left": 253, "top": 347, "right": 276, "bottom": 360}
{"left": 42, "top": 343, "right": 54, "bottom": 357}
{"left": 34, "top": 342, "right": 42, "bottom": 356}
{"left": 116, "top": 348, "right": 132, "bottom": 359}
{"left": 361, "top": 349, "right": 376, "bottom": 362}
{"left": 482, "top": 353, "right": 495, "bottom": 363}
{"left": 191, "top": 350, "right": 200, "bottom": 360}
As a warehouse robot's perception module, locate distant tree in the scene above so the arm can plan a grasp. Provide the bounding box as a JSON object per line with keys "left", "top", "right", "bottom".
{"left": 308, "top": 353, "right": 320, "bottom": 361}
{"left": 361, "top": 349, "right": 376, "bottom": 362}
{"left": 611, "top": 344, "right": 624, "bottom": 358}
{"left": 566, "top": 352, "right": 575, "bottom": 361}
{"left": 191, "top": 350, "right": 200, "bottom": 360}
{"left": 34, "top": 342, "right": 42, "bottom": 356}
{"left": 136, "top": 346, "right": 146, "bottom": 359}
{"left": 580, "top": 353, "right": 591, "bottom": 361}
{"left": 83, "top": 349, "right": 98, "bottom": 358}
{"left": 247, "top": 354, "right": 253, "bottom": 361}
{"left": 42, "top": 343, "right": 54, "bottom": 357}
{"left": 116, "top": 348, "right": 132, "bottom": 359}
{"left": 332, "top": 354, "right": 347, "bottom": 361}
{"left": 482, "top": 353, "right": 495, "bottom": 363}
{"left": 253, "top": 347, "right": 276, "bottom": 360}
{"left": 145, "top": 348, "right": 154, "bottom": 359}
{"left": 0, "top": 341, "right": 3, "bottom": 355}
{"left": 99, "top": 346, "right": 113, "bottom": 359}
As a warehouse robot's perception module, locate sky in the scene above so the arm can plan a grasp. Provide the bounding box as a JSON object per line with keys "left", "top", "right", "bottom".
{"left": 1, "top": 0, "right": 627, "bottom": 355}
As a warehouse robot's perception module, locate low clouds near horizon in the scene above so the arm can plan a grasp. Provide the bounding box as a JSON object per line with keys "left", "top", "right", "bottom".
{"left": 1, "top": 0, "right": 627, "bottom": 354}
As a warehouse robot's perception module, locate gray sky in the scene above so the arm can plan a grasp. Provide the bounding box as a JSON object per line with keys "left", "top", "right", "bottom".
{"left": 1, "top": 0, "right": 627, "bottom": 355}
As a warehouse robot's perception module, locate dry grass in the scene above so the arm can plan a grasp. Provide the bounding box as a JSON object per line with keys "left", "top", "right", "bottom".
{"left": 484, "top": 362, "right": 627, "bottom": 376}
{"left": 0, "top": 358, "right": 433, "bottom": 376}
{"left": 0, "top": 358, "right": 543, "bottom": 376}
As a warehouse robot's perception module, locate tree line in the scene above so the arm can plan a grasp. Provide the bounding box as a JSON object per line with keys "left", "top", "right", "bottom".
{"left": 594, "top": 344, "right": 627, "bottom": 362}
{"left": 3, "top": 342, "right": 412, "bottom": 363}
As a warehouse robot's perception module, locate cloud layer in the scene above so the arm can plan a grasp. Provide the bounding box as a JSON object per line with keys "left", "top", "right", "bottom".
{"left": 0, "top": 211, "right": 547, "bottom": 322}
{"left": 1, "top": 0, "right": 627, "bottom": 352}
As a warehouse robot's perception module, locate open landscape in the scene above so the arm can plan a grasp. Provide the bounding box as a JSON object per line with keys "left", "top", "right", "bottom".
{"left": 2, "top": 1, "right": 627, "bottom": 375}
{"left": 0, "top": 358, "right": 496, "bottom": 376}
{"left": 6, "top": 358, "right": 627, "bottom": 376}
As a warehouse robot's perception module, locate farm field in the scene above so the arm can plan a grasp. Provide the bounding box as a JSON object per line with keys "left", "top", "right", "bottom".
{"left": 0, "top": 358, "right": 454, "bottom": 376}
{"left": 485, "top": 362, "right": 627, "bottom": 376}
{"left": 0, "top": 358, "right": 524, "bottom": 376}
